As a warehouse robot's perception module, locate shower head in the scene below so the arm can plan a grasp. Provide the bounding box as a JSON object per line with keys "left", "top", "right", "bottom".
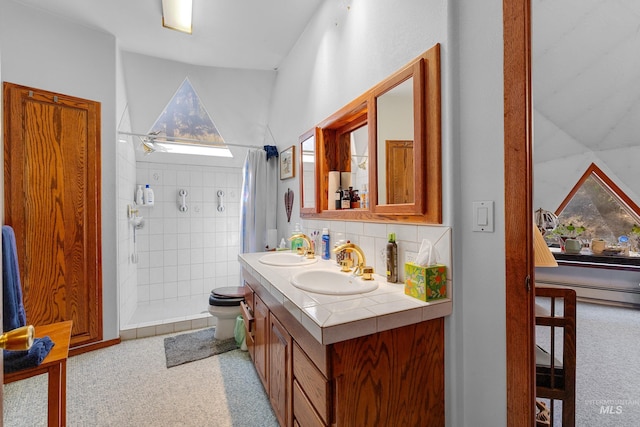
{"left": 137, "top": 132, "right": 168, "bottom": 155}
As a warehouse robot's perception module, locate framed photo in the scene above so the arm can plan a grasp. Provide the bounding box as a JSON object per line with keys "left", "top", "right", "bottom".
{"left": 280, "top": 145, "right": 295, "bottom": 180}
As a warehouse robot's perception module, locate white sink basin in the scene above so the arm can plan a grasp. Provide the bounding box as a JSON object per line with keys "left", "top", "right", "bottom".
{"left": 290, "top": 269, "right": 379, "bottom": 295}
{"left": 259, "top": 252, "right": 318, "bottom": 267}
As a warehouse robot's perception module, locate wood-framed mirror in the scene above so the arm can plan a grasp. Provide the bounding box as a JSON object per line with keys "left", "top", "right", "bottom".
{"left": 300, "top": 43, "right": 441, "bottom": 223}
{"left": 369, "top": 60, "right": 424, "bottom": 215}
{"left": 299, "top": 127, "right": 319, "bottom": 213}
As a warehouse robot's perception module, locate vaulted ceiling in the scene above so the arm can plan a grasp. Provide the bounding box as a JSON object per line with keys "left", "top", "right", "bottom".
{"left": 532, "top": 0, "right": 640, "bottom": 163}
{"left": 10, "top": 0, "right": 323, "bottom": 70}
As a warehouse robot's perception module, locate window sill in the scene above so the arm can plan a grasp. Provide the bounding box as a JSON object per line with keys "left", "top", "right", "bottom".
{"left": 551, "top": 248, "right": 640, "bottom": 271}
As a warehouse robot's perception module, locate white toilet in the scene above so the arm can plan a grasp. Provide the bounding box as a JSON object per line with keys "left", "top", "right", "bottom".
{"left": 208, "top": 286, "right": 244, "bottom": 340}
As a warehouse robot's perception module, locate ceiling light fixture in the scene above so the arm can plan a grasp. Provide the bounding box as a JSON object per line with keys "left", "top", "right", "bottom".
{"left": 162, "top": 0, "right": 193, "bottom": 34}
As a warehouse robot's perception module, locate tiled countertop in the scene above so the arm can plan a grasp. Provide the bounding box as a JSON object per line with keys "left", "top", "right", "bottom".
{"left": 239, "top": 252, "right": 452, "bottom": 345}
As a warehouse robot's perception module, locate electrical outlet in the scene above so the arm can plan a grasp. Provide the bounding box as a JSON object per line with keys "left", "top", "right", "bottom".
{"left": 405, "top": 251, "right": 418, "bottom": 265}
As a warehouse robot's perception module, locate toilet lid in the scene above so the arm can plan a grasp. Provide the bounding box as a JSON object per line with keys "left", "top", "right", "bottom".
{"left": 210, "top": 286, "right": 244, "bottom": 299}
{"left": 209, "top": 286, "right": 244, "bottom": 307}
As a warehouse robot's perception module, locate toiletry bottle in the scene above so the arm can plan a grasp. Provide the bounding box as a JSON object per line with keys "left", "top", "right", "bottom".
{"left": 351, "top": 190, "right": 360, "bottom": 209}
{"left": 361, "top": 184, "right": 369, "bottom": 209}
{"left": 386, "top": 233, "right": 398, "bottom": 283}
{"left": 335, "top": 186, "right": 343, "bottom": 210}
{"left": 321, "top": 228, "right": 331, "bottom": 260}
{"left": 334, "top": 239, "right": 346, "bottom": 265}
{"left": 291, "top": 223, "right": 303, "bottom": 251}
{"left": 135, "top": 185, "right": 144, "bottom": 205}
{"left": 143, "top": 184, "right": 154, "bottom": 206}
{"left": 341, "top": 187, "right": 351, "bottom": 209}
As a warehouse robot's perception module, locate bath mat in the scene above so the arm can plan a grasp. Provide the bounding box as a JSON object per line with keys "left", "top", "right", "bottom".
{"left": 164, "top": 328, "right": 238, "bottom": 368}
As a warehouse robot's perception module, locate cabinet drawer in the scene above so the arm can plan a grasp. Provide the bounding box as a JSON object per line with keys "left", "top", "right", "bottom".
{"left": 293, "top": 343, "right": 329, "bottom": 424}
{"left": 294, "top": 380, "right": 327, "bottom": 427}
{"left": 240, "top": 301, "right": 255, "bottom": 347}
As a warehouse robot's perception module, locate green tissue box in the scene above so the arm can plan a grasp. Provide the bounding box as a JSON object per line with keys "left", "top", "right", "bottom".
{"left": 404, "top": 262, "right": 447, "bottom": 301}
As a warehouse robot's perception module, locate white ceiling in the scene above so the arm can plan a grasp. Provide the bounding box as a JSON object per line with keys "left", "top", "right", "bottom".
{"left": 532, "top": 0, "right": 640, "bottom": 161}
{"left": 10, "top": 0, "right": 323, "bottom": 70}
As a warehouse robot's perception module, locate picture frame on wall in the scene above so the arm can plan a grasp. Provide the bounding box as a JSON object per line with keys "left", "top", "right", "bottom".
{"left": 280, "top": 145, "right": 295, "bottom": 180}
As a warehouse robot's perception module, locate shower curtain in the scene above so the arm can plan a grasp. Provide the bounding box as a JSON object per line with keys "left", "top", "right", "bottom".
{"left": 240, "top": 148, "right": 278, "bottom": 253}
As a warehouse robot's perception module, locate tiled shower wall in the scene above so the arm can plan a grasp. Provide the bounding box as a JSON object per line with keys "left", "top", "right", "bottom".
{"left": 131, "top": 162, "right": 243, "bottom": 313}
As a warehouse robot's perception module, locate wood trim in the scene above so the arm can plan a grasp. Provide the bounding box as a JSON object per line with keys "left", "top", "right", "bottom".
{"left": 503, "top": 0, "right": 536, "bottom": 425}
{"left": 555, "top": 162, "right": 640, "bottom": 217}
{"left": 68, "top": 337, "right": 120, "bottom": 357}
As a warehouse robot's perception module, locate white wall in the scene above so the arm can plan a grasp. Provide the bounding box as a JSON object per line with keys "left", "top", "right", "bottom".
{"left": 268, "top": 1, "right": 506, "bottom": 426}
{"left": 0, "top": 0, "right": 119, "bottom": 342}
{"left": 120, "top": 51, "right": 277, "bottom": 168}
{"left": 115, "top": 46, "right": 137, "bottom": 328}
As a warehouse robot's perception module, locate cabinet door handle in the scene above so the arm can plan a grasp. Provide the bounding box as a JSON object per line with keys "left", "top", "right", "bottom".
{"left": 240, "top": 301, "right": 254, "bottom": 336}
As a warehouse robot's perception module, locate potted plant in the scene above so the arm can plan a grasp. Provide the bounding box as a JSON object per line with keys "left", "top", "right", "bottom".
{"left": 552, "top": 223, "right": 586, "bottom": 254}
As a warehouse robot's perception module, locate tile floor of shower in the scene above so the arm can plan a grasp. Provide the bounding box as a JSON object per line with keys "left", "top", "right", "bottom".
{"left": 120, "top": 293, "right": 216, "bottom": 341}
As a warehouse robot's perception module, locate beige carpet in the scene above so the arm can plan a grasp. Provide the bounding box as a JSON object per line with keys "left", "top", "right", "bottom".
{"left": 3, "top": 329, "right": 278, "bottom": 427}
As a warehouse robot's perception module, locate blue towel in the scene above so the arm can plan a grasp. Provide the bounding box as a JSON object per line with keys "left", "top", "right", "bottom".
{"left": 2, "top": 225, "right": 27, "bottom": 331}
{"left": 2, "top": 225, "right": 54, "bottom": 372}
{"left": 263, "top": 145, "right": 279, "bottom": 161}
{"left": 3, "top": 336, "right": 55, "bottom": 374}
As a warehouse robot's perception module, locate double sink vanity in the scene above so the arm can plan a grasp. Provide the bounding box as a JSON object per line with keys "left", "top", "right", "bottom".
{"left": 240, "top": 42, "right": 449, "bottom": 426}
{"left": 239, "top": 249, "right": 451, "bottom": 427}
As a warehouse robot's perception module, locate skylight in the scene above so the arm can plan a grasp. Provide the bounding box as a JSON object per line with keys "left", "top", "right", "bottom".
{"left": 148, "top": 77, "right": 232, "bottom": 157}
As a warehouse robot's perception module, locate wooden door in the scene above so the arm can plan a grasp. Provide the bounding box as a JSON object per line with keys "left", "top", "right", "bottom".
{"left": 385, "top": 140, "right": 414, "bottom": 204}
{"left": 3, "top": 82, "right": 102, "bottom": 348}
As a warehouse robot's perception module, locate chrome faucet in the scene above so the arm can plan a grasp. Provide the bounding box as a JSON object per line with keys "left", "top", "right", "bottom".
{"left": 332, "top": 242, "right": 373, "bottom": 277}
{"left": 289, "top": 233, "right": 315, "bottom": 259}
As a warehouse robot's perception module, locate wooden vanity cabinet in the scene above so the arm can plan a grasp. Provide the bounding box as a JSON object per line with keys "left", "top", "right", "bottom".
{"left": 269, "top": 315, "right": 293, "bottom": 427}
{"left": 253, "top": 294, "right": 270, "bottom": 390}
{"left": 293, "top": 342, "right": 330, "bottom": 426}
{"left": 241, "top": 268, "right": 445, "bottom": 427}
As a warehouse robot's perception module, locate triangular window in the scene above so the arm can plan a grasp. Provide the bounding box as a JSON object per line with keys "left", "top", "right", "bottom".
{"left": 147, "top": 77, "right": 232, "bottom": 157}
{"left": 555, "top": 163, "right": 640, "bottom": 245}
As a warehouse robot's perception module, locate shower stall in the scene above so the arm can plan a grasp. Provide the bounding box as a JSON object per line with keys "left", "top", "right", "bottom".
{"left": 118, "top": 155, "right": 244, "bottom": 337}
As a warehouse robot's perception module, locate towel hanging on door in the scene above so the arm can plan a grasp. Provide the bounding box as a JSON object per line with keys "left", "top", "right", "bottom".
{"left": 2, "top": 226, "right": 26, "bottom": 332}
{"left": 2, "top": 225, "right": 54, "bottom": 373}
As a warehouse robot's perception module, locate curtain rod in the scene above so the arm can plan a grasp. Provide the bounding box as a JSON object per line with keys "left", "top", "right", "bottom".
{"left": 118, "top": 131, "right": 263, "bottom": 150}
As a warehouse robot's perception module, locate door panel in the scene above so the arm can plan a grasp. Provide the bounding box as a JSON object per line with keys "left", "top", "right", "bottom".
{"left": 385, "top": 140, "right": 414, "bottom": 204}
{"left": 3, "top": 82, "right": 102, "bottom": 347}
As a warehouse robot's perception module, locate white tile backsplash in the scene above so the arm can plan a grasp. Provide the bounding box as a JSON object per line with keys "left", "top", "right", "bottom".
{"left": 125, "top": 162, "right": 243, "bottom": 316}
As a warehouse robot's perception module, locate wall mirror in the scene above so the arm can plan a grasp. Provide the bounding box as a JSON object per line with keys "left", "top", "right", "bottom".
{"left": 300, "top": 43, "right": 441, "bottom": 223}
{"left": 374, "top": 77, "right": 415, "bottom": 206}
{"left": 299, "top": 128, "right": 318, "bottom": 213}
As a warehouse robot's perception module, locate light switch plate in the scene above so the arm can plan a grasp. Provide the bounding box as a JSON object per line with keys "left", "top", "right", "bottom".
{"left": 472, "top": 201, "right": 494, "bottom": 232}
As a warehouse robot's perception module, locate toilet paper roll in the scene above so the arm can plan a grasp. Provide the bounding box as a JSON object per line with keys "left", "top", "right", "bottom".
{"left": 341, "top": 172, "right": 352, "bottom": 190}
{"left": 328, "top": 171, "right": 340, "bottom": 210}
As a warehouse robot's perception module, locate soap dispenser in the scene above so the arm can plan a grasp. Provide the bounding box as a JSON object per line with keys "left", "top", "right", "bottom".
{"left": 291, "top": 223, "right": 303, "bottom": 251}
